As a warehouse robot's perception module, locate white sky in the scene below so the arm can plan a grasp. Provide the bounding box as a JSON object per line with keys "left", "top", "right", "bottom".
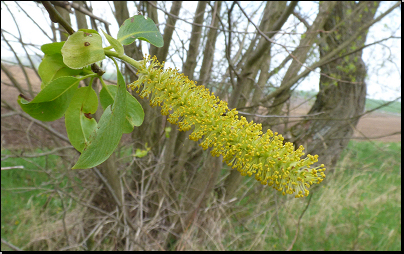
{"left": 1, "top": 1, "right": 401, "bottom": 101}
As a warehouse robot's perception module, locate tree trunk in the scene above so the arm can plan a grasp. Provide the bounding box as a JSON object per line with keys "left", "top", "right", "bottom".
{"left": 291, "top": 1, "right": 380, "bottom": 172}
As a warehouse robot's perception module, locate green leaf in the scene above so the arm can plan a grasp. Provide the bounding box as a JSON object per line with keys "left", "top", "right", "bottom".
{"left": 39, "top": 43, "right": 94, "bottom": 88}
{"left": 38, "top": 53, "right": 82, "bottom": 89}
{"left": 134, "top": 148, "right": 148, "bottom": 158}
{"left": 65, "top": 86, "right": 98, "bottom": 152}
{"left": 72, "top": 69, "right": 127, "bottom": 169}
{"left": 61, "top": 31, "right": 105, "bottom": 69}
{"left": 18, "top": 76, "right": 81, "bottom": 121}
{"left": 101, "top": 29, "right": 124, "bottom": 56}
{"left": 100, "top": 85, "right": 144, "bottom": 133}
{"left": 77, "top": 29, "right": 100, "bottom": 35}
{"left": 117, "top": 15, "right": 163, "bottom": 47}
{"left": 134, "top": 143, "right": 150, "bottom": 158}
{"left": 41, "top": 41, "right": 65, "bottom": 55}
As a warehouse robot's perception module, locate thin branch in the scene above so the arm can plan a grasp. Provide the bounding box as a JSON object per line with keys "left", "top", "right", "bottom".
{"left": 42, "top": 1, "right": 75, "bottom": 35}
{"left": 239, "top": 0, "right": 299, "bottom": 68}
{"left": 14, "top": 1, "right": 53, "bottom": 42}
{"left": 286, "top": 193, "right": 313, "bottom": 251}
{"left": 1, "top": 238, "right": 23, "bottom": 251}
{"left": 1, "top": 98, "right": 70, "bottom": 143}
{"left": 236, "top": 110, "right": 325, "bottom": 119}
{"left": 1, "top": 166, "right": 24, "bottom": 170}
{"left": 49, "top": 1, "right": 111, "bottom": 26}
{"left": 0, "top": 25, "right": 35, "bottom": 97}
{"left": 293, "top": 11, "right": 310, "bottom": 29}
{"left": 320, "top": 35, "right": 399, "bottom": 67}
{"left": 2, "top": 146, "right": 74, "bottom": 158}
{"left": 0, "top": 62, "right": 25, "bottom": 95}
{"left": 147, "top": 0, "right": 276, "bottom": 35}
{"left": 92, "top": 167, "right": 122, "bottom": 207}
{"left": 260, "top": 1, "right": 401, "bottom": 103}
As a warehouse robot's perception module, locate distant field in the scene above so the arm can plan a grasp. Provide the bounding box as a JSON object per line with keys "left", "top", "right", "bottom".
{"left": 292, "top": 90, "right": 401, "bottom": 115}
{"left": 365, "top": 98, "right": 401, "bottom": 115}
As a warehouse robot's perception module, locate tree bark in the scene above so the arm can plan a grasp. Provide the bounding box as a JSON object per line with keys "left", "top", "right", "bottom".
{"left": 198, "top": 1, "right": 222, "bottom": 87}
{"left": 182, "top": 1, "right": 207, "bottom": 81}
{"left": 156, "top": 1, "right": 182, "bottom": 62}
{"left": 291, "top": 1, "right": 380, "bottom": 172}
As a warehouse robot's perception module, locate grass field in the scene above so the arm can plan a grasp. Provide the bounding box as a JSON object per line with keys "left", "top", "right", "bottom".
{"left": 1, "top": 140, "right": 401, "bottom": 250}
{"left": 292, "top": 90, "right": 401, "bottom": 115}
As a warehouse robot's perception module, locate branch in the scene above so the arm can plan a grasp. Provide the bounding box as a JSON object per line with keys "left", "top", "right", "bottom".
{"left": 2, "top": 146, "right": 74, "bottom": 158}
{"left": 240, "top": 1, "right": 299, "bottom": 67}
{"left": 236, "top": 110, "right": 325, "bottom": 119}
{"left": 260, "top": 1, "right": 401, "bottom": 103}
{"left": 147, "top": 0, "right": 265, "bottom": 35}
{"left": 49, "top": 1, "right": 111, "bottom": 26}
{"left": 42, "top": 1, "right": 75, "bottom": 35}
{"left": 1, "top": 238, "right": 23, "bottom": 251}
{"left": 320, "top": 36, "right": 399, "bottom": 67}
{"left": 293, "top": 11, "right": 310, "bottom": 29}
{"left": 41, "top": 1, "right": 105, "bottom": 76}
{"left": 286, "top": 193, "right": 313, "bottom": 251}
{"left": 2, "top": 98, "right": 70, "bottom": 143}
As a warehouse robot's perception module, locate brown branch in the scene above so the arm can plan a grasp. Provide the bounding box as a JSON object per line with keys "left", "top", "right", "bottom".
{"left": 1, "top": 238, "right": 23, "bottom": 251}
{"left": 2, "top": 98, "right": 70, "bottom": 143}
{"left": 260, "top": 1, "right": 401, "bottom": 104}
{"left": 15, "top": 1, "right": 53, "bottom": 41}
{"left": 42, "top": 1, "right": 75, "bottom": 35}
{"left": 293, "top": 11, "right": 310, "bottom": 29}
{"left": 49, "top": 1, "right": 111, "bottom": 26}
{"left": 286, "top": 193, "right": 313, "bottom": 251}
{"left": 0, "top": 63, "right": 25, "bottom": 95}
{"left": 240, "top": 1, "right": 299, "bottom": 68}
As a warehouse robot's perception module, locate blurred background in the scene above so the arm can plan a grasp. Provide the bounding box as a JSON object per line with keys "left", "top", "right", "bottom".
{"left": 1, "top": 1, "right": 401, "bottom": 251}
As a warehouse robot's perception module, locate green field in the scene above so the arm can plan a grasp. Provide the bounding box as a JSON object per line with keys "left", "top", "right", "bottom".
{"left": 1, "top": 141, "right": 401, "bottom": 250}
{"left": 292, "top": 90, "right": 401, "bottom": 115}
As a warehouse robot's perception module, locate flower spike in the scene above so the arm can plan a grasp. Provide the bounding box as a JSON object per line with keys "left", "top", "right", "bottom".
{"left": 129, "top": 55, "right": 326, "bottom": 198}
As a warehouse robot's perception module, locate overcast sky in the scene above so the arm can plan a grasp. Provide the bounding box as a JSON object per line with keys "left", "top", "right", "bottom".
{"left": 1, "top": 1, "right": 401, "bottom": 102}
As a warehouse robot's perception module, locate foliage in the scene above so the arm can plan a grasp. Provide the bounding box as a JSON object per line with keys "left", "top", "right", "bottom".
{"left": 17, "top": 15, "right": 159, "bottom": 169}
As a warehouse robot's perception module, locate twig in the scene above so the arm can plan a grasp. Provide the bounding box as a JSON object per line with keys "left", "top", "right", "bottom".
{"left": 1, "top": 238, "right": 23, "bottom": 251}
{"left": 1, "top": 146, "right": 74, "bottom": 159}
{"left": 42, "top": 1, "right": 75, "bottom": 35}
{"left": 2, "top": 98, "right": 70, "bottom": 143}
{"left": 236, "top": 110, "right": 325, "bottom": 119}
{"left": 15, "top": 1, "right": 53, "bottom": 41}
{"left": 49, "top": 1, "right": 111, "bottom": 26}
{"left": 1, "top": 166, "right": 24, "bottom": 170}
{"left": 286, "top": 193, "right": 313, "bottom": 251}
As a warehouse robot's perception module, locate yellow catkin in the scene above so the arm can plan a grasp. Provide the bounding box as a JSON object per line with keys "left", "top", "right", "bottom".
{"left": 129, "top": 55, "right": 326, "bottom": 198}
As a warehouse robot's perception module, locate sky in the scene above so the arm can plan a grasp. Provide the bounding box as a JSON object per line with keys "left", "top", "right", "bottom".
{"left": 1, "top": 1, "right": 401, "bottom": 102}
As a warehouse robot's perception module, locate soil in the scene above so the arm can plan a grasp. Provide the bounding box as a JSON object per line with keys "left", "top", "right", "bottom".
{"left": 1, "top": 64, "right": 401, "bottom": 150}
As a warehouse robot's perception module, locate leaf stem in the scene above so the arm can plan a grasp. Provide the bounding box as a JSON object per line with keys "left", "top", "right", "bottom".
{"left": 104, "top": 50, "right": 142, "bottom": 70}
{"left": 79, "top": 73, "right": 98, "bottom": 81}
